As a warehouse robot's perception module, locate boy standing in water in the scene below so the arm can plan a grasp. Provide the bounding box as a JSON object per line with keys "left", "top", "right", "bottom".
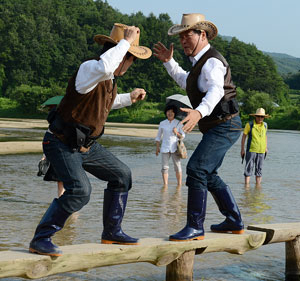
{"left": 241, "top": 108, "right": 269, "bottom": 187}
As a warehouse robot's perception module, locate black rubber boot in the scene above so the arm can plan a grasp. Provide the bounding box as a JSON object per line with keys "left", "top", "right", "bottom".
{"left": 29, "top": 199, "right": 71, "bottom": 256}
{"left": 210, "top": 186, "right": 244, "bottom": 234}
{"left": 101, "top": 189, "right": 139, "bottom": 245}
{"left": 169, "top": 188, "right": 207, "bottom": 241}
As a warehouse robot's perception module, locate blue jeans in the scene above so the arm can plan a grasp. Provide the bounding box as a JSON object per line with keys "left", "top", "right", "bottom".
{"left": 186, "top": 116, "right": 242, "bottom": 192}
{"left": 43, "top": 132, "right": 132, "bottom": 213}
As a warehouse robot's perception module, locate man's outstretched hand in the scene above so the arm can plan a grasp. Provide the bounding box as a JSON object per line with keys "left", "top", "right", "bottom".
{"left": 180, "top": 108, "right": 202, "bottom": 133}
{"left": 153, "top": 41, "right": 173, "bottom": 63}
{"left": 130, "top": 88, "right": 146, "bottom": 103}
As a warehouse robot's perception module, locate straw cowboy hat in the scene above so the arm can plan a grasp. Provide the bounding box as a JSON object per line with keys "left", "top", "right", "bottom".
{"left": 168, "top": 13, "right": 218, "bottom": 40}
{"left": 249, "top": 108, "right": 270, "bottom": 118}
{"left": 94, "top": 23, "right": 152, "bottom": 59}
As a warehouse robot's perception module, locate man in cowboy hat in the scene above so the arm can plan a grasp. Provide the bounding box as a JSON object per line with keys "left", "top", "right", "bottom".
{"left": 29, "top": 23, "right": 152, "bottom": 256}
{"left": 241, "top": 108, "right": 269, "bottom": 187}
{"left": 154, "top": 13, "right": 244, "bottom": 241}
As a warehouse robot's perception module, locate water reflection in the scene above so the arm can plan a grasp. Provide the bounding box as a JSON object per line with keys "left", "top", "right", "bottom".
{"left": 1, "top": 129, "right": 300, "bottom": 280}
{"left": 158, "top": 186, "right": 184, "bottom": 233}
{"left": 240, "top": 185, "right": 273, "bottom": 224}
{"left": 55, "top": 214, "right": 80, "bottom": 246}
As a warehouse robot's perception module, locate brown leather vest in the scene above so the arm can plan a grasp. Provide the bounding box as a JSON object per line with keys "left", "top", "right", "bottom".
{"left": 57, "top": 60, "right": 117, "bottom": 137}
{"left": 186, "top": 47, "right": 238, "bottom": 133}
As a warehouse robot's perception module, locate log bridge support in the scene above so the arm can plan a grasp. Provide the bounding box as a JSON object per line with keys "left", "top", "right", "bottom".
{"left": 0, "top": 222, "right": 299, "bottom": 280}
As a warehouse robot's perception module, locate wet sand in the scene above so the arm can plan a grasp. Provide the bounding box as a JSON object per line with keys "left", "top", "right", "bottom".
{"left": 0, "top": 118, "right": 159, "bottom": 155}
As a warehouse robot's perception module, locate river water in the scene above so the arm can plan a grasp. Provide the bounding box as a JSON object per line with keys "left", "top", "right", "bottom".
{"left": 0, "top": 128, "right": 299, "bottom": 281}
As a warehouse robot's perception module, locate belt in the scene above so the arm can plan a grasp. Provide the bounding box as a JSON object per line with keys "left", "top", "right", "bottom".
{"left": 199, "top": 112, "right": 239, "bottom": 134}
{"left": 222, "top": 111, "right": 239, "bottom": 121}
{"left": 52, "top": 131, "right": 93, "bottom": 153}
{"left": 79, "top": 146, "right": 91, "bottom": 153}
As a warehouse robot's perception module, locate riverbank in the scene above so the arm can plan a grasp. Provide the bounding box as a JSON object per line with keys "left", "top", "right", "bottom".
{"left": 0, "top": 118, "right": 159, "bottom": 154}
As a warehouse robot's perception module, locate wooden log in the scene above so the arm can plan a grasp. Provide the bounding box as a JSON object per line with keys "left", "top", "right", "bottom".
{"left": 286, "top": 236, "right": 300, "bottom": 281}
{"left": 166, "top": 250, "right": 195, "bottom": 281}
{"left": 248, "top": 223, "right": 300, "bottom": 244}
{"left": 0, "top": 231, "right": 265, "bottom": 280}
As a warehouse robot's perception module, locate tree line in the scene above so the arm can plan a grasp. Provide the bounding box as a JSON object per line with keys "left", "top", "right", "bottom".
{"left": 0, "top": 0, "right": 299, "bottom": 129}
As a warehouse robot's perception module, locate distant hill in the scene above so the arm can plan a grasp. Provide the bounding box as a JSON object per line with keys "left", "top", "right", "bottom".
{"left": 221, "top": 35, "right": 300, "bottom": 76}
{"left": 263, "top": 52, "right": 300, "bottom": 76}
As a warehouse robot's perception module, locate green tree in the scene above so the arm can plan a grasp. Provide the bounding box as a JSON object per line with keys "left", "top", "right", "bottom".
{"left": 0, "top": 0, "right": 294, "bottom": 123}
{"left": 8, "top": 84, "right": 64, "bottom": 113}
{"left": 284, "top": 71, "right": 300, "bottom": 90}
{"left": 240, "top": 90, "right": 274, "bottom": 116}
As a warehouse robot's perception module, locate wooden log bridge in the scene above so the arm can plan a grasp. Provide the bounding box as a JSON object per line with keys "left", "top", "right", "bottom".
{"left": 0, "top": 223, "right": 299, "bottom": 280}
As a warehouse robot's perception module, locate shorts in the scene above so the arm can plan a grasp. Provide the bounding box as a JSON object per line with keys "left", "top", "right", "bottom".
{"left": 244, "top": 152, "right": 264, "bottom": 177}
{"left": 161, "top": 152, "right": 182, "bottom": 173}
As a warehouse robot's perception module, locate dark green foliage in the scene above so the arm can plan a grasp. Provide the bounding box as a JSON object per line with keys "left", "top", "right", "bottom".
{"left": 0, "top": 0, "right": 297, "bottom": 128}
{"left": 7, "top": 84, "right": 64, "bottom": 113}
{"left": 284, "top": 71, "right": 300, "bottom": 90}
{"left": 107, "top": 101, "right": 165, "bottom": 124}
{"left": 222, "top": 38, "right": 288, "bottom": 105}
{"left": 266, "top": 106, "right": 300, "bottom": 130}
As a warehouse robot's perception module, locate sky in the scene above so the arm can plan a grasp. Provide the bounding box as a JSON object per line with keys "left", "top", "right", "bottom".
{"left": 105, "top": 0, "right": 300, "bottom": 58}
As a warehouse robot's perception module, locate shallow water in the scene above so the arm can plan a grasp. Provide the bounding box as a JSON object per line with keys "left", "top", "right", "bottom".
{"left": 0, "top": 129, "right": 300, "bottom": 280}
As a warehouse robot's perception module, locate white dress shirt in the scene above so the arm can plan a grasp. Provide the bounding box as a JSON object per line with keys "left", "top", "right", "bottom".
{"left": 155, "top": 119, "right": 185, "bottom": 153}
{"left": 75, "top": 39, "right": 132, "bottom": 109}
{"left": 163, "top": 44, "right": 226, "bottom": 118}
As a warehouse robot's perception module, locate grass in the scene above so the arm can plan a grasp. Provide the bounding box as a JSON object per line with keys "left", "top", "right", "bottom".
{"left": 0, "top": 97, "right": 47, "bottom": 119}
{"left": 1, "top": 97, "right": 300, "bottom": 130}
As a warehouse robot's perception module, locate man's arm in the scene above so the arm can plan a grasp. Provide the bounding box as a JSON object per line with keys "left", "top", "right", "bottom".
{"left": 195, "top": 58, "right": 226, "bottom": 118}
{"left": 76, "top": 26, "right": 140, "bottom": 94}
{"left": 111, "top": 88, "right": 146, "bottom": 109}
{"left": 75, "top": 39, "right": 130, "bottom": 94}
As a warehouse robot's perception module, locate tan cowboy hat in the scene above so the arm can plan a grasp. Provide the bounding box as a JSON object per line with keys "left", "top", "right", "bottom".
{"left": 249, "top": 108, "right": 270, "bottom": 118}
{"left": 168, "top": 13, "right": 218, "bottom": 40}
{"left": 94, "top": 23, "right": 152, "bottom": 59}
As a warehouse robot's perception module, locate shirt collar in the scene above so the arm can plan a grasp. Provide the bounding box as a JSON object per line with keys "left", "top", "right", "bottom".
{"left": 189, "top": 44, "right": 211, "bottom": 66}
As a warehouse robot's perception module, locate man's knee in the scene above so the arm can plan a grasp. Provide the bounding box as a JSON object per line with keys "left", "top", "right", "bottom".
{"left": 64, "top": 180, "right": 92, "bottom": 202}
{"left": 186, "top": 161, "right": 205, "bottom": 180}
{"left": 207, "top": 174, "right": 226, "bottom": 192}
{"left": 116, "top": 165, "right": 132, "bottom": 191}
{"left": 58, "top": 184, "right": 92, "bottom": 213}
{"left": 186, "top": 164, "right": 207, "bottom": 190}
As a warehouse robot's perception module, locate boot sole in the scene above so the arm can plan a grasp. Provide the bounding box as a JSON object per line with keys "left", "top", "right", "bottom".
{"left": 101, "top": 239, "right": 140, "bottom": 245}
{"left": 211, "top": 229, "right": 244, "bottom": 234}
{"left": 29, "top": 248, "right": 62, "bottom": 257}
{"left": 169, "top": 236, "right": 204, "bottom": 242}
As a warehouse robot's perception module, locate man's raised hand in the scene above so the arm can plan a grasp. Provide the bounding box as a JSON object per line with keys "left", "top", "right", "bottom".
{"left": 153, "top": 42, "right": 174, "bottom": 63}
{"left": 124, "top": 26, "right": 140, "bottom": 44}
